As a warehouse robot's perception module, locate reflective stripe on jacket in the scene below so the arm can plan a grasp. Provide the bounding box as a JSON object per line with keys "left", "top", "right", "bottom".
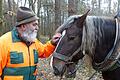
{"left": 0, "top": 28, "right": 55, "bottom": 80}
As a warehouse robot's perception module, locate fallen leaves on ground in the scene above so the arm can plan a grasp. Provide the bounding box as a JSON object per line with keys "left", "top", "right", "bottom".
{"left": 37, "top": 57, "right": 103, "bottom": 80}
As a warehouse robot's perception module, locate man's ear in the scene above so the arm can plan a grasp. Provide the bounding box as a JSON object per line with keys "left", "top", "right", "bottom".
{"left": 20, "top": 24, "right": 26, "bottom": 31}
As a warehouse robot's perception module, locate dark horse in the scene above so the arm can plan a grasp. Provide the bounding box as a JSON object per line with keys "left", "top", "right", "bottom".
{"left": 51, "top": 10, "right": 120, "bottom": 80}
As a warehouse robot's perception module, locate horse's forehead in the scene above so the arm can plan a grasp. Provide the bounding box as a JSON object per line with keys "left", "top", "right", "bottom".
{"left": 67, "top": 15, "right": 81, "bottom": 23}
{"left": 62, "top": 15, "right": 81, "bottom": 28}
{"left": 56, "top": 15, "right": 82, "bottom": 33}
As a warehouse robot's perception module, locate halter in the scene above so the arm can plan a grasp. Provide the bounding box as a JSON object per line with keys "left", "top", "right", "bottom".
{"left": 52, "top": 30, "right": 82, "bottom": 77}
{"left": 53, "top": 30, "right": 82, "bottom": 62}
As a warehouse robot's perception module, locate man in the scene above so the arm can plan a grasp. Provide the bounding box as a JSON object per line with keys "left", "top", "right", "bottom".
{"left": 0, "top": 7, "right": 61, "bottom": 80}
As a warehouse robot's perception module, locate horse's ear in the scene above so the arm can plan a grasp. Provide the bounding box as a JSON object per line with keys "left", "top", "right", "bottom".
{"left": 78, "top": 10, "right": 90, "bottom": 25}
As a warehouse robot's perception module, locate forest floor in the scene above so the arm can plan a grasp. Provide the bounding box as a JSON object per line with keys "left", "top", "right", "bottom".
{"left": 37, "top": 56, "right": 104, "bottom": 80}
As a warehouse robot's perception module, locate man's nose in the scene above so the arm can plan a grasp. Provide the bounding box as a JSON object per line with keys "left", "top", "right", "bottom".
{"left": 35, "top": 25, "right": 39, "bottom": 30}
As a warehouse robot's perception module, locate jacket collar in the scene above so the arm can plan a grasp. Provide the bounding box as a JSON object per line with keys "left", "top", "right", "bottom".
{"left": 12, "top": 27, "right": 21, "bottom": 42}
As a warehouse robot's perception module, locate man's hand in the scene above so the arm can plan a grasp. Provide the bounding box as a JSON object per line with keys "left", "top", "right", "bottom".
{"left": 51, "top": 33, "right": 61, "bottom": 46}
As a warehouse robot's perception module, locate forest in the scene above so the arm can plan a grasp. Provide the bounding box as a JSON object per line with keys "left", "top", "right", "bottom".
{"left": 0, "top": 0, "right": 119, "bottom": 38}
{"left": 0, "top": 0, "right": 120, "bottom": 80}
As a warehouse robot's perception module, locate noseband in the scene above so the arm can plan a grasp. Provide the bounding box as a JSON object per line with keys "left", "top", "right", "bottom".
{"left": 53, "top": 47, "right": 82, "bottom": 63}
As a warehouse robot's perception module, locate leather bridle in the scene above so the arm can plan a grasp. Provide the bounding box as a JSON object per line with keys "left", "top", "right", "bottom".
{"left": 52, "top": 30, "right": 82, "bottom": 76}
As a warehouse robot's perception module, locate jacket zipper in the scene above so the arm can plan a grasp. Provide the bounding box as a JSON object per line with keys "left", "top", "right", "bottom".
{"left": 28, "top": 47, "right": 31, "bottom": 80}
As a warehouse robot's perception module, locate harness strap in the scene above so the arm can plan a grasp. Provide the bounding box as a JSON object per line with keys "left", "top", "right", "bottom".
{"left": 68, "top": 47, "right": 82, "bottom": 61}
{"left": 93, "top": 19, "right": 120, "bottom": 71}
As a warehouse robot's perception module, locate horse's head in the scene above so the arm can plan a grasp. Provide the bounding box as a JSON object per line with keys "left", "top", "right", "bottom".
{"left": 51, "top": 11, "right": 90, "bottom": 78}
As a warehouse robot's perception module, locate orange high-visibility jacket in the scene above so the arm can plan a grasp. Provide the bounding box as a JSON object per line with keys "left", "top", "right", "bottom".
{"left": 0, "top": 28, "right": 55, "bottom": 80}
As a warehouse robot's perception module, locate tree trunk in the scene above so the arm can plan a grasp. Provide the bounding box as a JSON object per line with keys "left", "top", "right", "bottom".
{"left": 24, "top": 0, "right": 27, "bottom": 6}
{"left": 68, "top": 0, "right": 77, "bottom": 16}
{"left": 37, "top": 0, "right": 41, "bottom": 39}
{"left": 0, "top": 0, "right": 3, "bottom": 36}
{"left": 117, "top": 0, "right": 120, "bottom": 11}
{"left": 8, "top": 0, "right": 14, "bottom": 29}
{"left": 28, "top": 0, "right": 36, "bottom": 12}
{"left": 108, "top": 0, "right": 112, "bottom": 14}
{"left": 91, "top": 0, "right": 95, "bottom": 15}
{"left": 55, "top": 0, "right": 61, "bottom": 30}
{"left": 98, "top": 0, "right": 101, "bottom": 16}
{"left": 0, "top": 0, "right": 3, "bottom": 21}
{"left": 75, "top": 0, "right": 79, "bottom": 15}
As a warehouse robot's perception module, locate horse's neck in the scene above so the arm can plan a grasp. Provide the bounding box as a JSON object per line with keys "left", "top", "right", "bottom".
{"left": 93, "top": 17, "right": 116, "bottom": 63}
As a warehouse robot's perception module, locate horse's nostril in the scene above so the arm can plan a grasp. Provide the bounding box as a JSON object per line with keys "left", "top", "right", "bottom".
{"left": 53, "top": 66, "right": 60, "bottom": 75}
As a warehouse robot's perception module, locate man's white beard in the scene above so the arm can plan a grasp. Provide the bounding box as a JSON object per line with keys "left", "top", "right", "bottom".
{"left": 21, "top": 29, "right": 37, "bottom": 42}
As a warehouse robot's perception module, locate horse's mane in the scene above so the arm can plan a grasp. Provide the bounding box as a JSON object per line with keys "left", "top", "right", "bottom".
{"left": 81, "top": 16, "right": 112, "bottom": 56}
{"left": 56, "top": 15, "right": 81, "bottom": 33}
{"left": 81, "top": 16, "right": 97, "bottom": 55}
{"left": 81, "top": 16, "right": 115, "bottom": 70}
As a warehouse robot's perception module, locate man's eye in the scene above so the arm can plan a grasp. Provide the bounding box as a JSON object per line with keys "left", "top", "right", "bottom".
{"left": 33, "top": 23, "right": 38, "bottom": 26}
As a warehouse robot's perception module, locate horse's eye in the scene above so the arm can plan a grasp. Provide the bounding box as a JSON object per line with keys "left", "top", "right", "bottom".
{"left": 69, "top": 36, "right": 75, "bottom": 40}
